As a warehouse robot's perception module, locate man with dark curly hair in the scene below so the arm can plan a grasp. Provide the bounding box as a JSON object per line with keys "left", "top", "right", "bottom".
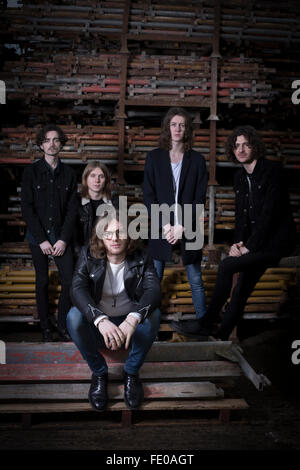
{"left": 143, "top": 107, "right": 208, "bottom": 321}
{"left": 172, "top": 125, "right": 296, "bottom": 340}
{"left": 21, "top": 124, "right": 78, "bottom": 342}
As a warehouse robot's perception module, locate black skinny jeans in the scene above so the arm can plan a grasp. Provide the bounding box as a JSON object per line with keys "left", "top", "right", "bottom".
{"left": 202, "top": 252, "right": 281, "bottom": 340}
{"left": 30, "top": 244, "right": 74, "bottom": 331}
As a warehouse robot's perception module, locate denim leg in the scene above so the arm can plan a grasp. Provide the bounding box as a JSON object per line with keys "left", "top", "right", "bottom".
{"left": 66, "top": 306, "right": 108, "bottom": 376}
{"left": 124, "top": 308, "right": 161, "bottom": 375}
{"left": 186, "top": 263, "right": 207, "bottom": 319}
{"left": 153, "top": 259, "right": 165, "bottom": 282}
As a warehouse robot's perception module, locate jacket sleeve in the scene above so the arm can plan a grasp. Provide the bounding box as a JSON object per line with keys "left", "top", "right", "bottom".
{"left": 245, "top": 164, "right": 283, "bottom": 252}
{"left": 71, "top": 198, "right": 84, "bottom": 257}
{"left": 189, "top": 154, "right": 208, "bottom": 226}
{"left": 233, "top": 170, "right": 247, "bottom": 244}
{"left": 58, "top": 170, "right": 79, "bottom": 245}
{"left": 134, "top": 254, "right": 162, "bottom": 321}
{"left": 20, "top": 166, "right": 48, "bottom": 244}
{"left": 70, "top": 248, "right": 105, "bottom": 324}
{"left": 143, "top": 151, "right": 158, "bottom": 214}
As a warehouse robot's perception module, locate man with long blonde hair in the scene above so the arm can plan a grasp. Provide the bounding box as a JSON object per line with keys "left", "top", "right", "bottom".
{"left": 74, "top": 161, "right": 115, "bottom": 256}
{"left": 67, "top": 210, "right": 161, "bottom": 411}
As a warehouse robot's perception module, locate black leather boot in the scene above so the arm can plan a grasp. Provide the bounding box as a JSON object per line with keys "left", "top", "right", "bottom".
{"left": 57, "top": 328, "right": 72, "bottom": 342}
{"left": 170, "top": 319, "right": 212, "bottom": 338}
{"left": 42, "top": 328, "right": 53, "bottom": 342}
{"left": 124, "top": 372, "right": 144, "bottom": 410}
{"left": 88, "top": 373, "right": 108, "bottom": 412}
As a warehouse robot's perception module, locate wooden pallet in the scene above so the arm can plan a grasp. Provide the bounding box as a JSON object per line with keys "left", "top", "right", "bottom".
{"left": 0, "top": 341, "right": 268, "bottom": 427}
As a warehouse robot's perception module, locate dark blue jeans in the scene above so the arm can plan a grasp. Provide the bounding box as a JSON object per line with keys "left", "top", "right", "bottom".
{"left": 153, "top": 259, "right": 207, "bottom": 319}
{"left": 67, "top": 306, "right": 161, "bottom": 376}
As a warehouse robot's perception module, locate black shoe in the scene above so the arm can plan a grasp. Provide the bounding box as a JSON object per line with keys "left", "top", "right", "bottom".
{"left": 88, "top": 373, "right": 108, "bottom": 412}
{"left": 42, "top": 328, "right": 53, "bottom": 342}
{"left": 124, "top": 372, "right": 144, "bottom": 410}
{"left": 170, "top": 319, "right": 212, "bottom": 338}
{"left": 57, "top": 328, "right": 72, "bottom": 342}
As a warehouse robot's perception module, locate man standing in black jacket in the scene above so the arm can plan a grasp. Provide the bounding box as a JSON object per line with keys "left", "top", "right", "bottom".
{"left": 143, "top": 107, "right": 208, "bottom": 320}
{"left": 172, "top": 125, "right": 296, "bottom": 340}
{"left": 21, "top": 124, "right": 78, "bottom": 342}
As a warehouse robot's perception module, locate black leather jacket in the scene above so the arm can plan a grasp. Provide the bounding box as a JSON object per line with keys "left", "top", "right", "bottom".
{"left": 73, "top": 195, "right": 118, "bottom": 256}
{"left": 71, "top": 246, "right": 162, "bottom": 324}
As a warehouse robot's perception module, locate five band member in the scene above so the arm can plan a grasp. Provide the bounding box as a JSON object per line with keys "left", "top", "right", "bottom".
{"left": 143, "top": 107, "right": 208, "bottom": 321}
{"left": 67, "top": 211, "right": 161, "bottom": 411}
{"left": 172, "top": 125, "right": 296, "bottom": 340}
{"left": 21, "top": 124, "right": 78, "bottom": 342}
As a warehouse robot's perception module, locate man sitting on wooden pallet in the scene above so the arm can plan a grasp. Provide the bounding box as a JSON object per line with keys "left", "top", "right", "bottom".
{"left": 171, "top": 125, "right": 296, "bottom": 341}
{"left": 67, "top": 209, "right": 161, "bottom": 412}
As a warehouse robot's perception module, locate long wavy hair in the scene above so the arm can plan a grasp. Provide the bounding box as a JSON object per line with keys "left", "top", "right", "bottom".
{"left": 80, "top": 161, "right": 112, "bottom": 200}
{"left": 226, "top": 125, "right": 265, "bottom": 163}
{"left": 158, "top": 107, "right": 194, "bottom": 151}
{"left": 36, "top": 124, "right": 67, "bottom": 149}
{"left": 89, "top": 210, "right": 141, "bottom": 259}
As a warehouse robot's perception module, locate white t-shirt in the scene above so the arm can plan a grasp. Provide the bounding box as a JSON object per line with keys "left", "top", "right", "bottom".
{"left": 171, "top": 160, "right": 183, "bottom": 225}
{"left": 94, "top": 261, "right": 141, "bottom": 327}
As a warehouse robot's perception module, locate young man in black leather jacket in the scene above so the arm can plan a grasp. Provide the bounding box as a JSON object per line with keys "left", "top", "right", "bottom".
{"left": 172, "top": 125, "right": 296, "bottom": 340}
{"left": 67, "top": 210, "right": 161, "bottom": 411}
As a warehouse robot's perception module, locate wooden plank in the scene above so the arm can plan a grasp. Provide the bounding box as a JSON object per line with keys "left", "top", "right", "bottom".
{"left": 0, "top": 381, "right": 224, "bottom": 400}
{"left": 0, "top": 398, "right": 249, "bottom": 413}
{"left": 0, "top": 361, "right": 241, "bottom": 381}
{"left": 5, "top": 341, "right": 235, "bottom": 364}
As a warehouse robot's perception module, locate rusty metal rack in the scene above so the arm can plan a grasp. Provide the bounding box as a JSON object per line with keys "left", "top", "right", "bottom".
{"left": 1, "top": 0, "right": 299, "bottom": 188}
{"left": 160, "top": 265, "right": 298, "bottom": 326}
{"left": 1, "top": 126, "right": 300, "bottom": 167}
{"left": 0, "top": 54, "right": 275, "bottom": 107}
{"left": 0, "top": 261, "right": 297, "bottom": 326}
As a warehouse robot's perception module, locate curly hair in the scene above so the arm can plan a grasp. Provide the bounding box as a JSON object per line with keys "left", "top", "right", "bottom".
{"left": 36, "top": 124, "right": 68, "bottom": 149}
{"left": 89, "top": 209, "right": 141, "bottom": 259}
{"left": 158, "top": 107, "right": 194, "bottom": 151}
{"left": 226, "top": 125, "right": 265, "bottom": 163}
{"left": 80, "top": 161, "right": 112, "bottom": 200}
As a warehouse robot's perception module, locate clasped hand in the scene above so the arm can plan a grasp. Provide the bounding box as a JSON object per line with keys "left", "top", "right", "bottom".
{"left": 39, "top": 240, "right": 66, "bottom": 256}
{"left": 229, "top": 241, "right": 250, "bottom": 257}
{"left": 98, "top": 316, "right": 139, "bottom": 350}
{"left": 163, "top": 223, "right": 184, "bottom": 245}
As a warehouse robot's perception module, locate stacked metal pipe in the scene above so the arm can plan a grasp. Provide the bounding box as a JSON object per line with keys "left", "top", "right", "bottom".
{"left": 1, "top": 262, "right": 296, "bottom": 323}
{"left": 0, "top": 265, "right": 59, "bottom": 321}
{"left": 161, "top": 266, "right": 297, "bottom": 321}
{"left": 0, "top": 125, "right": 120, "bottom": 164}
{"left": 0, "top": 53, "right": 276, "bottom": 107}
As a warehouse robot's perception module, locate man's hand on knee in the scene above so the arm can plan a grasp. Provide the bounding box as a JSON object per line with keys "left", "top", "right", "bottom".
{"left": 97, "top": 319, "right": 125, "bottom": 350}
{"left": 229, "top": 241, "right": 250, "bottom": 257}
{"left": 229, "top": 242, "right": 242, "bottom": 257}
{"left": 119, "top": 316, "right": 139, "bottom": 350}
